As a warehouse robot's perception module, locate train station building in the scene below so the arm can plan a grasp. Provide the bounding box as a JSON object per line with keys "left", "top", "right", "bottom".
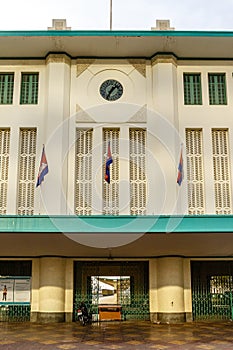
{"left": 0, "top": 19, "right": 233, "bottom": 323}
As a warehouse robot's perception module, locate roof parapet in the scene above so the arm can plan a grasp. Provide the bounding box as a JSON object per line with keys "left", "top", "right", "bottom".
{"left": 151, "top": 19, "right": 175, "bottom": 31}
{"left": 48, "top": 19, "right": 71, "bottom": 31}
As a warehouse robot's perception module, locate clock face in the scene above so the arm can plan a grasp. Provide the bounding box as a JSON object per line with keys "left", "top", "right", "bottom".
{"left": 100, "top": 79, "right": 123, "bottom": 101}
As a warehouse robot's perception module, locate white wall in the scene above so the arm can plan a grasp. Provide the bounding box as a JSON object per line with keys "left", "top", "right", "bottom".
{"left": 1, "top": 58, "right": 233, "bottom": 215}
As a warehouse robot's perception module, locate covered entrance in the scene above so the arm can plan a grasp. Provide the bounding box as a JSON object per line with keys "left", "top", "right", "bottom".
{"left": 73, "top": 261, "right": 149, "bottom": 321}
{"left": 192, "top": 261, "right": 233, "bottom": 321}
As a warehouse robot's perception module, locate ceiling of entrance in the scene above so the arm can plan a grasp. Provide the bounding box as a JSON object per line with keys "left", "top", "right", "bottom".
{"left": 0, "top": 232, "right": 232, "bottom": 258}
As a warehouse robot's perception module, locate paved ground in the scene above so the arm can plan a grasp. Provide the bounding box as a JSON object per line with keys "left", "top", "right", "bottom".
{"left": 0, "top": 321, "right": 233, "bottom": 349}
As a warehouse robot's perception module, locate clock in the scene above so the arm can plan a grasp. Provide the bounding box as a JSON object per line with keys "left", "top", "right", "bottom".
{"left": 99, "top": 79, "right": 123, "bottom": 101}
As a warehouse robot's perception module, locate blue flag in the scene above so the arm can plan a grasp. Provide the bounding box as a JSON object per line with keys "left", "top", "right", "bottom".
{"left": 177, "top": 149, "right": 183, "bottom": 186}
{"left": 105, "top": 141, "right": 113, "bottom": 184}
{"left": 36, "top": 145, "right": 49, "bottom": 187}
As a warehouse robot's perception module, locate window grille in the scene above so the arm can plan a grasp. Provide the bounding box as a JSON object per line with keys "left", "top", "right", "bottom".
{"left": 20, "top": 73, "right": 39, "bottom": 104}
{"left": 17, "top": 128, "right": 37, "bottom": 215}
{"left": 129, "top": 128, "right": 146, "bottom": 215}
{"left": 0, "top": 73, "right": 14, "bottom": 104}
{"left": 185, "top": 129, "right": 205, "bottom": 214}
{"left": 74, "top": 129, "right": 93, "bottom": 215}
{"left": 212, "top": 129, "right": 231, "bottom": 214}
{"left": 0, "top": 128, "right": 10, "bottom": 214}
{"left": 183, "top": 73, "right": 202, "bottom": 105}
{"left": 208, "top": 73, "right": 227, "bottom": 105}
{"left": 103, "top": 129, "right": 120, "bottom": 215}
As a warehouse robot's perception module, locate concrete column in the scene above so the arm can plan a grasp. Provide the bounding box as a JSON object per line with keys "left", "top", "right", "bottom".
{"left": 119, "top": 125, "right": 130, "bottom": 214}
{"left": 149, "top": 259, "right": 158, "bottom": 322}
{"left": 203, "top": 127, "right": 216, "bottom": 213}
{"left": 92, "top": 127, "right": 103, "bottom": 214}
{"left": 41, "top": 54, "right": 71, "bottom": 215}
{"left": 183, "top": 259, "right": 193, "bottom": 322}
{"left": 7, "top": 127, "right": 20, "bottom": 213}
{"left": 30, "top": 258, "right": 40, "bottom": 322}
{"left": 149, "top": 55, "right": 181, "bottom": 215}
{"left": 64, "top": 259, "right": 74, "bottom": 322}
{"left": 38, "top": 257, "right": 66, "bottom": 322}
{"left": 157, "top": 257, "right": 185, "bottom": 323}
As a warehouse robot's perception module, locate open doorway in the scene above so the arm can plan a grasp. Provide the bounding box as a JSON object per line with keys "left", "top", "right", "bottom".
{"left": 73, "top": 261, "right": 149, "bottom": 321}
{"left": 91, "top": 276, "right": 130, "bottom": 305}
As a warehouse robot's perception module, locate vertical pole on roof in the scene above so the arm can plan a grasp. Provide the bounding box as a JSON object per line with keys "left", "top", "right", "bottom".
{"left": 110, "top": 0, "right": 112, "bottom": 30}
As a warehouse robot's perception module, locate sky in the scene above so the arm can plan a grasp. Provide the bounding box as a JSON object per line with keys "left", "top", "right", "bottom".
{"left": 1, "top": 0, "right": 233, "bottom": 31}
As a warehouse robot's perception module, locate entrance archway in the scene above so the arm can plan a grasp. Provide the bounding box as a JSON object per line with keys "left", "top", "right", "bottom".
{"left": 74, "top": 261, "right": 149, "bottom": 321}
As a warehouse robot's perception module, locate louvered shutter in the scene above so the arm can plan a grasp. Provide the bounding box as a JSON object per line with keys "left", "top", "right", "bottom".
{"left": 212, "top": 129, "right": 231, "bottom": 214}
{"left": 74, "top": 128, "right": 93, "bottom": 215}
{"left": 0, "top": 128, "right": 10, "bottom": 214}
{"left": 186, "top": 129, "right": 205, "bottom": 214}
{"left": 129, "top": 128, "right": 146, "bottom": 215}
{"left": 17, "top": 128, "right": 37, "bottom": 215}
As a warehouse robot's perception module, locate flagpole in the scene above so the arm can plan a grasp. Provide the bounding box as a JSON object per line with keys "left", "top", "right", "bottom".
{"left": 110, "top": 0, "right": 112, "bottom": 30}
{"left": 39, "top": 184, "right": 42, "bottom": 215}
{"left": 38, "top": 145, "right": 44, "bottom": 215}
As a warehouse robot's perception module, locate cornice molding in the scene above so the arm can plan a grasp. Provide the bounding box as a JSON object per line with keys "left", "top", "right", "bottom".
{"left": 151, "top": 54, "right": 177, "bottom": 66}
{"left": 45, "top": 53, "right": 71, "bottom": 65}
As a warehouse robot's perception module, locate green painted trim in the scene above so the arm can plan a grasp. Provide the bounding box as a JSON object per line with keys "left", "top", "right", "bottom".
{"left": 0, "top": 302, "right": 30, "bottom": 305}
{"left": 1, "top": 30, "right": 233, "bottom": 37}
{"left": 0, "top": 215, "right": 233, "bottom": 233}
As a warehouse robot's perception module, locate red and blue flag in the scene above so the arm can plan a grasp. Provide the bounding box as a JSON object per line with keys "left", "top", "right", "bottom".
{"left": 105, "top": 141, "right": 113, "bottom": 184}
{"left": 177, "top": 149, "right": 184, "bottom": 186}
{"left": 36, "top": 145, "right": 49, "bottom": 187}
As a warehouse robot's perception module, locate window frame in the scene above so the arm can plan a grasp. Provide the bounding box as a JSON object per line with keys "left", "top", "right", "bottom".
{"left": 183, "top": 73, "right": 202, "bottom": 105}
{"left": 20, "top": 72, "right": 39, "bottom": 105}
{"left": 208, "top": 73, "right": 227, "bottom": 105}
{"left": 0, "top": 73, "right": 14, "bottom": 105}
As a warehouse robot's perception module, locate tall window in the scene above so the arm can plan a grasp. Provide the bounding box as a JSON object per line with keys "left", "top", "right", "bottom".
{"left": 208, "top": 73, "right": 227, "bottom": 105}
{"left": 75, "top": 128, "right": 93, "bottom": 215}
{"left": 183, "top": 73, "right": 202, "bottom": 105}
{"left": 103, "top": 128, "right": 120, "bottom": 215}
{"left": 129, "top": 128, "right": 146, "bottom": 215}
{"left": 212, "top": 129, "right": 231, "bottom": 214}
{"left": 17, "top": 128, "right": 37, "bottom": 215}
{"left": 0, "top": 73, "right": 14, "bottom": 104}
{"left": 186, "top": 129, "right": 205, "bottom": 214}
{"left": 0, "top": 128, "right": 10, "bottom": 214}
{"left": 20, "top": 73, "right": 39, "bottom": 104}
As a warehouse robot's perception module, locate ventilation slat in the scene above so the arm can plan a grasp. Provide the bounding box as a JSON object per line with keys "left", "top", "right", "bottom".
{"left": 0, "top": 128, "right": 10, "bottom": 214}
{"left": 74, "top": 129, "right": 93, "bottom": 215}
{"left": 212, "top": 129, "right": 231, "bottom": 214}
{"left": 129, "top": 128, "right": 146, "bottom": 215}
{"left": 186, "top": 129, "right": 205, "bottom": 214}
{"left": 17, "top": 128, "right": 36, "bottom": 215}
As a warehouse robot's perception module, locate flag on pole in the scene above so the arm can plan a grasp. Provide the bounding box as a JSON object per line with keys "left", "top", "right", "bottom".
{"left": 105, "top": 141, "right": 113, "bottom": 184}
{"left": 36, "top": 145, "right": 49, "bottom": 187}
{"left": 177, "top": 148, "right": 184, "bottom": 186}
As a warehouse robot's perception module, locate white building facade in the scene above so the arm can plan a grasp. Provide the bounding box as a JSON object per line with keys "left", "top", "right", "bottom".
{"left": 0, "top": 23, "right": 233, "bottom": 323}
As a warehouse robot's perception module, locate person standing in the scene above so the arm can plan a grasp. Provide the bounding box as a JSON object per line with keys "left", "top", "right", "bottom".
{"left": 2, "top": 285, "right": 7, "bottom": 301}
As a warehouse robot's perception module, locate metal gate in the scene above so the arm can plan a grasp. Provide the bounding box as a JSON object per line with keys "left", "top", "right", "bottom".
{"left": 73, "top": 261, "right": 149, "bottom": 321}
{"left": 0, "top": 305, "right": 31, "bottom": 322}
{"left": 192, "top": 261, "right": 233, "bottom": 321}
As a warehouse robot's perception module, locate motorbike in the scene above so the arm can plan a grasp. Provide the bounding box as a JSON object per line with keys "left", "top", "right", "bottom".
{"left": 77, "top": 305, "right": 92, "bottom": 326}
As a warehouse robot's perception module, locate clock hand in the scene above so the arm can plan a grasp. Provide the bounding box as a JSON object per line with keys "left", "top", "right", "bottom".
{"left": 107, "top": 84, "right": 117, "bottom": 99}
